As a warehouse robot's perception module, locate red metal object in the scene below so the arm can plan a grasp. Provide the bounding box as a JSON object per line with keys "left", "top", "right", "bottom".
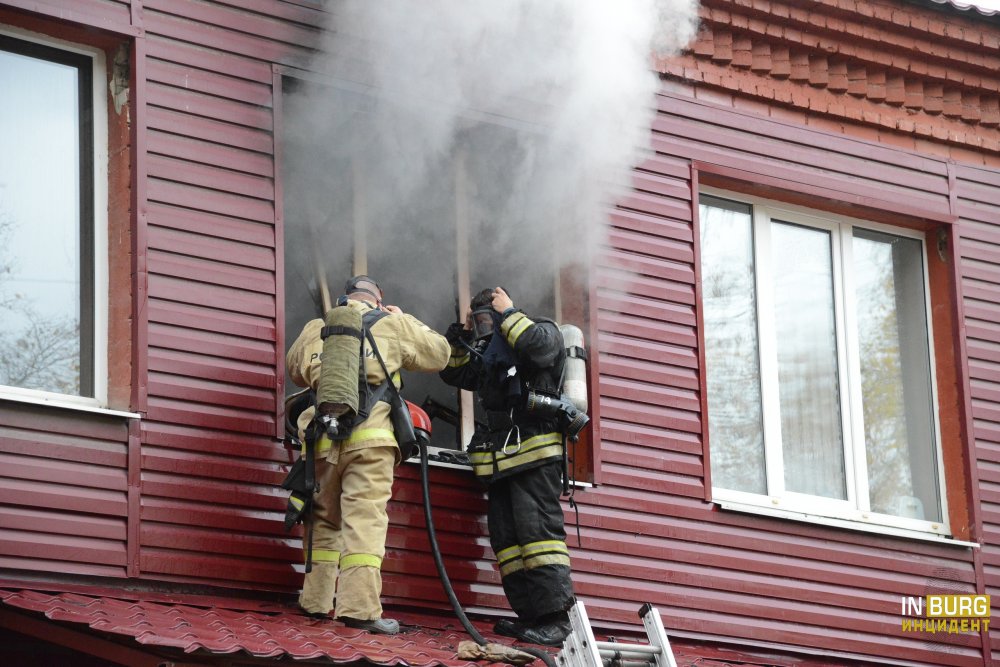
{"left": 407, "top": 400, "right": 433, "bottom": 443}
{"left": 0, "top": 588, "right": 513, "bottom": 666}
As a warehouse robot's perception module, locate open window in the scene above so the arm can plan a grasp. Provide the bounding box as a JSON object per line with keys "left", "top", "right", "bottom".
{"left": 698, "top": 189, "right": 954, "bottom": 537}
{"left": 280, "top": 76, "right": 593, "bottom": 473}
{"left": 0, "top": 30, "right": 108, "bottom": 407}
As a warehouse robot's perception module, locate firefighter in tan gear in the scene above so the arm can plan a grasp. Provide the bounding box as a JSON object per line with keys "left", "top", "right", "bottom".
{"left": 286, "top": 276, "right": 450, "bottom": 635}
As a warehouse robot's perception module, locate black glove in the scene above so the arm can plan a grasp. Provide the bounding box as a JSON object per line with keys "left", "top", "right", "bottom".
{"left": 445, "top": 322, "right": 469, "bottom": 345}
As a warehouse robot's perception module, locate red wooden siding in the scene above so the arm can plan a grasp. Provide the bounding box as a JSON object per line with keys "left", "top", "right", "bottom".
{"left": 1, "top": 2, "right": 999, "bottom": 665}
{"left": 136, "top": 0, "right": 318, "bottom": 588}
{"left": 954, "top": 162, "right": 1000, "bottom": 665}
{"left": 575, "top": 91, "right": 982, "bottom": 665}
{"left": 0, "top": 402, "right": 129, "bottom": 579}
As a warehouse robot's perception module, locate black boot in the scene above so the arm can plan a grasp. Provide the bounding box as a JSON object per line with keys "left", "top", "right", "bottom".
{"left": 514, "top": 619, "right": 570, "bottom": 646}
{"left": 340, "top": 617, "right": 400, "bottom": 635}
{"left": 494, "top": 617, "right": 528, "bottom": 638}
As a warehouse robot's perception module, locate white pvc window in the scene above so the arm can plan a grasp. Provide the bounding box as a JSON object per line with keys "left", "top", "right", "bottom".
{"left": 700, "top": 190, "right": 947, "bottom": 536}
{"left": 0, "top": 28, "right": 108, "bottom": 408}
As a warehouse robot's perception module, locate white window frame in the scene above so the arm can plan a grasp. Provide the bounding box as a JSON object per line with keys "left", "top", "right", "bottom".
{"left": 701, "top": 187, "right": 950, "bottom": 538}
{"left": 0, "top": 25, "right": 110, "bottom": 412}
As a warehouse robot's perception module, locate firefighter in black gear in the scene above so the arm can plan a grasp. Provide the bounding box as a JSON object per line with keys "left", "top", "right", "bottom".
{"left": 440, "top": 286, "right": 574, "bottom": 646}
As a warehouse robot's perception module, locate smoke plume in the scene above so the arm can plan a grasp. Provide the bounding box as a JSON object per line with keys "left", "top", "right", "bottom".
{"left": 283, "top": 0, "right": 698, "bottom": 319}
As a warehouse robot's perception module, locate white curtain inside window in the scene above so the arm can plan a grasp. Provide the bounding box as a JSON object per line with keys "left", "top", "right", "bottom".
{"left": 771, "top": 221, "right": 847, "bottom": 500}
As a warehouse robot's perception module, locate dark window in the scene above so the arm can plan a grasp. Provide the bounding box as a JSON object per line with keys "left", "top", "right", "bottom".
{"left": 281, "top": 78, "right": 561, "bottom": 451}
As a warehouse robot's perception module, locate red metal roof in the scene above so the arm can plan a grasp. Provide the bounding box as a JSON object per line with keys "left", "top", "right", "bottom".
{"left": 0, "top": 586, "right": 811, "bottom": 667}
{"left": 0, "top": 587, "right": 503, "bottom": 665}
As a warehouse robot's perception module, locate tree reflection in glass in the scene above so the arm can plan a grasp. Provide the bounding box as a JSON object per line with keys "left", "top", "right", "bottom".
{"left": 700, "top": 198, "right": 766, "bottom": 494}
{"left": 854, "top": 229, "right": 940, "bottom": 521}
{"left": 0, "top": 47, "right": 83, "bottom": 395}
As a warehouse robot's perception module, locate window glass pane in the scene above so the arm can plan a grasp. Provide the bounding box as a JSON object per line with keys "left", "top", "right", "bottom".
{"left": 854, "top": 229, "right": 940, "bottom": 521}
{"left": 699, "top": 197, "right": 766, "bottom": 494}
{"left": 0, "top": 44, "right": 83, "bottom": 395}
{"left": 771, "top": 221, "right": 846, "bottom": 500}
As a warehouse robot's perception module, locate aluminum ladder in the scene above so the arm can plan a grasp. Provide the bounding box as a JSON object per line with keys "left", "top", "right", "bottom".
{"left": 556, "top": 601, "right": 678, "bottom": 667}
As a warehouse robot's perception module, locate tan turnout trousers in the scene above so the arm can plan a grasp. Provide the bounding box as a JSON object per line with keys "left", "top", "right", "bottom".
{"left": 287, "top": 298, "right": 450, "bottom": 620}
{"left": 299, "top": 442, "right": 396, "bottom": 619}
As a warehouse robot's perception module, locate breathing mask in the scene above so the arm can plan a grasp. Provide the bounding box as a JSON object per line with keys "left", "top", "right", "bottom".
{"left": 471, "top": 306, "right": 497, "bottom": 342}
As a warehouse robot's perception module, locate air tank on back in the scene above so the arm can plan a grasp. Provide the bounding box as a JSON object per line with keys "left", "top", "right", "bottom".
{"left": 558, "top": 323, "right": 588, "bottom": 413}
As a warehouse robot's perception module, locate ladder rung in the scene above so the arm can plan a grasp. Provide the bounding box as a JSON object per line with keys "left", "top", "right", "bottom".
{"left": 595, "top": 643, "right": 660, "bottom": 655}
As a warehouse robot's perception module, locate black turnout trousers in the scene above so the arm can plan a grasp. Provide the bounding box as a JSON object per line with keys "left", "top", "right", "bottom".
{"left": 487, "top": 461, "right": 574, "bottom": 621}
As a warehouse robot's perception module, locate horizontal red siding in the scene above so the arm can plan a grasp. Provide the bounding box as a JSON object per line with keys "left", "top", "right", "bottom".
{"left": 576, "top": 92, "right": 982, "bottom": 665}
{"left": 134, "top": 0, "right": 309, "bottom": 588}
{"left": 2, "top": 2, "right": 998, "bottom": 665}
{"left": 0, "top": 402, "right": 129, "bottom": 578}
{"left": 953, "top": 163, "right": 1000, "bottom": 665}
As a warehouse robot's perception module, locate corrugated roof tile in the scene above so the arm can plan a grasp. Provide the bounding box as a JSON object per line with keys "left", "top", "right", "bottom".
{"left": 0, "top": 587, "right": 524, "bottom": 666}
{"left": 0, "top": 586, "right": 831, "bottom": 666}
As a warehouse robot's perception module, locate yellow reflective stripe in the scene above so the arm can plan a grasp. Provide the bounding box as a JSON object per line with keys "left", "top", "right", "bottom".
{"left": 498, "top": 444, "right": 564, "bottom": 472}
{"left": 500, "top": 312, "right": 526, "bottom": 338}
{"left": 315, "top": 434, "right": 333, "bottom": 454}
{"left": 448, "top": 351, "right": 470, "bottom": 368}
{"left": 524, "top": 553, "right": 571, "bottom": 570}
{"left": 342, "top": 428, "right": 395, "bottom": 444}
{"left": 500, "top": 560, "right": 525, "bottom": 577}
{"left": 472, "top": 463, "right": 494, "bottom": 477}
{"left": 503, "top": 313, "right": 534, "bottom": 347}
{"left": 469, "top": 432, "right": 563, "bottom": 477}
{"left": 289, "top": 496, "right": 305, "bottom": 510}
{"left": 311, "top": 549, "right": 340, "bottom": 563}
{"left": 340, "top": 553, "right": 382, "bottom": 569}
{"left": 494, "top": 433, "right": 560, "bottom": 462}
{"left": 496, "top": 545, "right": 523, "bottom": 564}
{"left": 522, "top": 540, "right": 568, "bottom": 557}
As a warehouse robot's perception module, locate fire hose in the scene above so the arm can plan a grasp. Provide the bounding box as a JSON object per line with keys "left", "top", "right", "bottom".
{"left": 415, "top": 438, "right": 557, "bottom": 667}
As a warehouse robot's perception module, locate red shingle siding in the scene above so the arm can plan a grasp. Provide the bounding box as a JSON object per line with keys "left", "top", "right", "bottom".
{"left": 668, "top": 0, "right": 1000, "bottom": 164}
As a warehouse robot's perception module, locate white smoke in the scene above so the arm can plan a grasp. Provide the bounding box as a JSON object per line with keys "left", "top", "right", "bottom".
{"left": 284, "top": 0, "right": 698, "bottom": 316}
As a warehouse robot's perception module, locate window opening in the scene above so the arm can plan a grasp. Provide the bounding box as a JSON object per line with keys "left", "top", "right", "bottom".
{"left": 281, "top": 79, "right": 562, "bottom": 451}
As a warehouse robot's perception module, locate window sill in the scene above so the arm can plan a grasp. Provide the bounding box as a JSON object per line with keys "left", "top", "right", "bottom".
{"left": 0, "top": 388, "right": 140, "bottom": 420}
{"left": 716, "top": 499, "right": 979, "bottom": 548}
{"left": 404, "top": 445, "right": 593, "bottom": 488}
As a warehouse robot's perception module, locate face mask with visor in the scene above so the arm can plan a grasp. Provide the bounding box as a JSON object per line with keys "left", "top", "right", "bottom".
{"left": 471, "top": 307, "right": 497, "bottom": 342}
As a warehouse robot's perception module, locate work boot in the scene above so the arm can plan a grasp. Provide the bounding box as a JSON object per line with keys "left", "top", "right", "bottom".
{"left": 493, "top": 617, "right": 527, "bottom": 638}
{"left": 515, "top": 619, "right": 571, "bottom": 646}
{"left": 298, "top": 605, "right": 329, "bottom": 620}
{"left": 341, "top": 617, "right": 400, "bottom": 635}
